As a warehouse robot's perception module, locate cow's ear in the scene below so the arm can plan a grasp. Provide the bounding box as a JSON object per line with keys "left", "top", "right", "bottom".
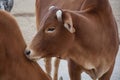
{"left": 63, "top": 12, "right": 75, "bottom": 33}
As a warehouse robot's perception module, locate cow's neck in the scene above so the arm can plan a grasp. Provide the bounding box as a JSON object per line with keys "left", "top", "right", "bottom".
{"left": 64, "top": 2, "right": 116, "bottom": 67}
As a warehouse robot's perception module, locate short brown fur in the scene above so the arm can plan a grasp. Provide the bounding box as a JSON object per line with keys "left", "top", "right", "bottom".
{"left": 35, "top": 0, "right": 86, "bottom": 80}
{"left": 0, "top": 10, "right": 51, "bottom": 80}
{"left": 30, "top": 0, "right": 119, "bottom": 80}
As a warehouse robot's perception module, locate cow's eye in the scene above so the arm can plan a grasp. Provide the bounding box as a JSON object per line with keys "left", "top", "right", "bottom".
{"left": 45, "top": 27, "right": 56, "bottom": 33}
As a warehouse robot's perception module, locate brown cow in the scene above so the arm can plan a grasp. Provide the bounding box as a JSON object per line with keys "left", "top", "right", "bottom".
{"left": 35, "top": 0, "right": 88, "bottom": 80}
{"left": 26, "top": 0, "right": 119, "bottom": 80}
{"left": 0, "top": 10, "right": 51, "bottom": 80}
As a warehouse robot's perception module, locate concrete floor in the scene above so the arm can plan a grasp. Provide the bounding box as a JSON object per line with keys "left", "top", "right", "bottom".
{"left": 11, "top": 0, "right": 120, "bottom": 80}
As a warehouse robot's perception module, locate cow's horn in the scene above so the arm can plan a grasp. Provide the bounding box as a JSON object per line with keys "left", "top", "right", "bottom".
{"left": 56, "top": 10, "right": 62, "bottom": 22}
{"left": 49, "top": 6, "right": 55, "bottom": 11}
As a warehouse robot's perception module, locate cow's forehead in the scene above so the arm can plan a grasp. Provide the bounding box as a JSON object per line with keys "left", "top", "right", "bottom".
{"left": 40, "top": 9, "right": 59, "bottom": 28}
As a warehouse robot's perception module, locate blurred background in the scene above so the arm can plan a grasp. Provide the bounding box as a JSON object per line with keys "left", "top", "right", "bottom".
{"left": 10, "top": 0, "right": 120, "bottom": 80}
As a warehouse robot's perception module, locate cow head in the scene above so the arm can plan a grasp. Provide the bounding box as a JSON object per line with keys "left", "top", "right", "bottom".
{"left": 25, "top": 6, "right": 75, "bottom": 60}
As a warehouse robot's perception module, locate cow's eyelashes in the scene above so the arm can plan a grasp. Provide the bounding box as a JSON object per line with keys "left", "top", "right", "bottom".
{"left": 48, "top": 27, "right": 55, "bottom": 31}
{"left": 45, "top": 27, "right": 56, "bottom": 33}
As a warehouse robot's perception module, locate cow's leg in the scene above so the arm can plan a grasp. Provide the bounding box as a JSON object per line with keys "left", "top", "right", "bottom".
{"left": 99, "top": 62, "right": 115, "bottom": 80}
{"left": 68, "top": 59, "right": 81, "bottom": 80}
{"left": 53, "top": 58, "right": 60, "bottom": 80}
{"left": 44, "top": 58, "right": 52, "bottom": 75}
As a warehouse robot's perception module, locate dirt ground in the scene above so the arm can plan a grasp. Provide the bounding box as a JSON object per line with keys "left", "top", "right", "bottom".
{"left": 11, "top": 0, "right": 120, "bottom": 80}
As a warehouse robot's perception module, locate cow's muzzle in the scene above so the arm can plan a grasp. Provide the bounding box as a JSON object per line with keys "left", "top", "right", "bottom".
{"left": 25, "top": 49, "right": 31, "bottom": 56}
{"left": 24, "top": 48, "right": 41, "bottom": 61}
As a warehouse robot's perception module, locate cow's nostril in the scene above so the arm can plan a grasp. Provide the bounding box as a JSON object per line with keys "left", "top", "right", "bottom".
{"left": 25, "top": 50, "right": 31, "bottom": 55}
